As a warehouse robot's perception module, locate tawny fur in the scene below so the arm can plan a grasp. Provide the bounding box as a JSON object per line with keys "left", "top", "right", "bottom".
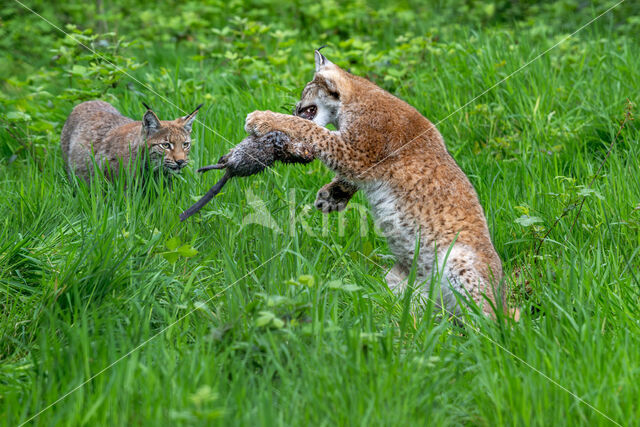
{"left": 60, "top": 100, "right": 200, "bottom": 183}
{"left": 245, "top": 51, "right": 505, "bottom": 317}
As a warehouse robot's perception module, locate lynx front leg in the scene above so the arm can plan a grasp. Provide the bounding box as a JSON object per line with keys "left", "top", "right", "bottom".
{"left": 245, "top": 110, "right": 330, "bottom": 159}
{"left": 244, "top": 111, "right": 372, "bottom": 179}
{"left": 315, "top": 176, "right": 358, "bottom": 213}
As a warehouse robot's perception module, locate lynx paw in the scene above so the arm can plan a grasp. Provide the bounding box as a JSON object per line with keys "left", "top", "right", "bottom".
{"left": 314, "top": 185, "right": 349, "bottom": 213}
{"left": 245, "top": 110, "right": 278, "bottom": 137}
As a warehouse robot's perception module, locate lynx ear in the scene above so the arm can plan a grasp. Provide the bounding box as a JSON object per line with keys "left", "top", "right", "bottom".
{"left": 314, "top": 47, "right": 334, "bottom": 72}
{"left": 142, "top": 109, "right": 161, "bottom": 137}
{"left": 181, "top": 103, "right": 203, "bottom": 133}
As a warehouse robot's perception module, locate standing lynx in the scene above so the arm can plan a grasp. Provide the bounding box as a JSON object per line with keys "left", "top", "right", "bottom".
{"left": 245, "top": 50, "right": 506, "bottom": 317}
{"left": 60, "top": 100, "right": 201, "bottom": 183}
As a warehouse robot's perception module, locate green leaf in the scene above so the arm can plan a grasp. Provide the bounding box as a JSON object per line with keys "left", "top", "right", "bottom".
{"left": 256, "top": 311, "right": 275, "bottom": 327}
{"left": 177, "top": 244, "right": 198, "bottom": 258}
{"left": 285, "top": 279, "right": 300, "bottom": 287}
{"left": 483, "top": 3, "right": 496, "bottom": 17}
{"left": 256, "top": 311, "right": 285, "bottom": 329}
{"left": 297, "top": 275, "right": 315, "bottom": 287}
{"left": 189, "top": 385, "right": 218, "bottom": 407}
{"left": 577, "top": 188, "right": 604, "bottom": 200}
{"left": 514, "top": 215, "right": 543, "bottom": 227}
{"left": 265, "top": 295, "right": 292, "bottom": 307}
{"left": 327, "top": 280, "right": 362, "bottom": 292}
{"left": 166, "top": 237, "right": 181, "bottom": 251}
{"left": 6, "top": 111, "right": 31, "bottom": 121}
{"left": 162, "top": 252, "right": 180, "bottom": 264}
{"left": 327, "top": 280, "right": 343, "bottom": 289}
{"left": 70, "top": 64, "right": 88, "bottom": 76}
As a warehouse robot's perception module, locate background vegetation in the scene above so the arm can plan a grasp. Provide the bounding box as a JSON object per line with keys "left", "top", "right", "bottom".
{"left": 1, "top": 0, "right": 639, "bottom": 425}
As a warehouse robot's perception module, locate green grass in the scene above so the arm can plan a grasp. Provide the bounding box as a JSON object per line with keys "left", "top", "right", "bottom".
{"left": 1, "top": 1, "right": 640, "bottom": 425}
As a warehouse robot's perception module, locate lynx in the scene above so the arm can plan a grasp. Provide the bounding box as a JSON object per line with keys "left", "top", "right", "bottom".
{"left": 60, "top": 100, "right": 201, "bottom": 183}
{"left": 245, "top": 50, "right": 507, "bottom": 317}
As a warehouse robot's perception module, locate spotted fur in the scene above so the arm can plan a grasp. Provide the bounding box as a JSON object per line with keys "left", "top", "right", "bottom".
{"left": 245, "top": 51, "right": 507, "bottom": 317}
{"left": 60, "top": 100, "right": 200, "bottom": 183}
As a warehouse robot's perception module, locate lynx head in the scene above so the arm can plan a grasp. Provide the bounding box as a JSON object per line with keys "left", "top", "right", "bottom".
{"left": 141, "top": 103, "right": 202, "bottom": 172}
{"left": 294, "top": 49, "right": 373, "bottom": 129}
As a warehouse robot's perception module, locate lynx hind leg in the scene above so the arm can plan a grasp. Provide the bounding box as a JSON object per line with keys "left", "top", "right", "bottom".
{"left": 314, "top": 176, "right": 358, "bottom": 213}
{"left": 385, "top": 265, "right": 451, "bottom": 318}
{"left": 441, "top": 250, "right": 500, "bottom": 318}
{"left": 385, "top": 264, "right": 409, "bottom": 295}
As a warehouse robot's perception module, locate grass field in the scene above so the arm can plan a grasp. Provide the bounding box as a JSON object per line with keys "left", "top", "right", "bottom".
{"left": 1, "top": 1, "right": 640, "bottom": 425}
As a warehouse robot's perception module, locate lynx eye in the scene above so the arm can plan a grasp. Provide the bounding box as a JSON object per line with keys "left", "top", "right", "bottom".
{"left": 298, "top": 105, "right": 317, "bottom": 120}
{"left": 328, "top": 90, "right": 339, "bottom": 99}
{"left": 183, "top": 142, "right": 190, "bottom": 149}
{"left": 161, "top": 142, "right": 171, "bottom": 150}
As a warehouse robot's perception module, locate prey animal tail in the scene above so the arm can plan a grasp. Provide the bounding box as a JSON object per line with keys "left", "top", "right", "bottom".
{"left": 180, "top": 172, "right": 231, "bottom": 222}
{"left": 197, "top": 163, "right": 226, "bottom": 173}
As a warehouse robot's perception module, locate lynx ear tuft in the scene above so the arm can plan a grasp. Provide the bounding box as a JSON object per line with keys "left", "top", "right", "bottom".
{"left": 314, "top": 47, "right": 334, "bottom": 72}
{"left": 142, "top": 109, "right": 161, "bottom": 137}
{"left": 181, "top": 103, "right": 203, "bottom": 133}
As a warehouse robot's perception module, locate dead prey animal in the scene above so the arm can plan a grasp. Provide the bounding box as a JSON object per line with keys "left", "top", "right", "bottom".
{"left": 180, "top": 131, "right": 312, "bottom": 221}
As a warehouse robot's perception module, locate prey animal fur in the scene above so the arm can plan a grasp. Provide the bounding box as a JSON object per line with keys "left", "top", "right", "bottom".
{"left": 180, "top": 131, "right": 312, "bottom": 221}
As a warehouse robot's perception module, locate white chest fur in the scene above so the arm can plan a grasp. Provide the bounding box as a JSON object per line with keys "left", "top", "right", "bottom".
{"left": 362, "top": 181, "right": 435, "bottom": 271}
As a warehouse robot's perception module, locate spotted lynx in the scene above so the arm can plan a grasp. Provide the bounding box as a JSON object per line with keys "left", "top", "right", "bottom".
{"left": 245, "top": 50, "right": 507, "bottom": 317}
{"left": 60, "top": 100, "right": 201, "bottom": 183}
